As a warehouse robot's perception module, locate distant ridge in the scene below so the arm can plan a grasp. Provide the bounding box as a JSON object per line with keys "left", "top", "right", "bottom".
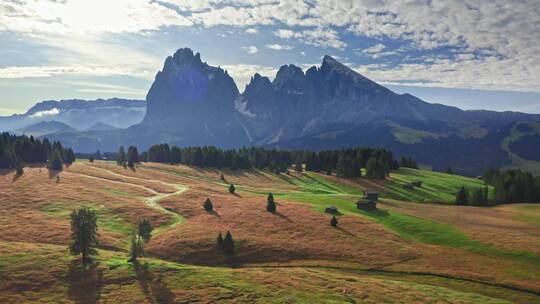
{"left": 13, "top": 48, "right": 540, "bottom": 175}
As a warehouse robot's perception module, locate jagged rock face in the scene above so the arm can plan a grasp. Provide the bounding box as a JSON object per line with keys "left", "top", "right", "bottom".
{"left": 241, "top": 55, "right": 476, "bottom": 143}
{"left": 142, "top": 48, "right": 249, "bottom": 146}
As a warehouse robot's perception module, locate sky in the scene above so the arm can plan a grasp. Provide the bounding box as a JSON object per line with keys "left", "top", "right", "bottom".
{"left": 0, "top": 0, "right": 539, "bottom": 115}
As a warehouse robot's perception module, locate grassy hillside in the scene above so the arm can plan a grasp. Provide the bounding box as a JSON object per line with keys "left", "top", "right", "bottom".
{"left": 0, "top": 161, "right": 539, "bottom": 303}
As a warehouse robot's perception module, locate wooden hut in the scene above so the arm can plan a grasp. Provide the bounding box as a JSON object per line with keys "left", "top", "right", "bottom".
{"left": 364, "top": 190, "right": 379, "bottom": 201}
{"left": 356, "top": 199, "right": 377, "bottom": 211}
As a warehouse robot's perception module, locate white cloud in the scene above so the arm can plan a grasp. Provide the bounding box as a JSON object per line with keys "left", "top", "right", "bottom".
{"left": 245, "top": 28, "right": 258, "bottom": 34}
{"left": 242, "top": 46, "right": 258, "bottom": 54}
{"left": 0, "top": 65, "right": 149, "bottom": 79}
{"left": 29, "top": 108, "right": 59, "bottom": 118}
{"left": 222, "top": 64, "right": 278, "bottom": 90}
{"left": 0, "top": 0, "right": 192, "bottom": 34}
{"left": 0, "top": 0, "right": 539, "bottom": 93}
{"left": 266, "top": 44, "right": 293, "bottom": 50}
{"left": 274, "top": 28, "right": 346, "bottom": 49}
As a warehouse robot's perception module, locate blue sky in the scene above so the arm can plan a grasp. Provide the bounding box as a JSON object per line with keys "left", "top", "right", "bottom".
{"left": 1, "top": 0, "right": 539, "bottom": 115}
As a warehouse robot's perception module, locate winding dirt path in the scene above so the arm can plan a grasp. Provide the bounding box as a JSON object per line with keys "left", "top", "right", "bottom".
{"left": 71, "top": 164, "right": 188, "bottom": 235}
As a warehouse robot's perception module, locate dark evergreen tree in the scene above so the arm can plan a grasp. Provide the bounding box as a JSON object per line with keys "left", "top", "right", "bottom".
{"left": 455, "top": 186, "right": 469, "bottom": 205}
{"left": 228, "top": 184, "right": 235, "bottom": 194}
{"left": 127, "top": 146, "right": 139, "bottom": 168}
{"left": 267, "top": 193, "right": 276, "bottom": 213}
{"left": 69, "top": 208, "right": 99, "bottom": 263}
{"left": 48, "top": 149, "right": 64, "bottom": 171}
{"left": 203, "top": 198, "right": 213, "bottom": 211}
{"left": 217, "top": 232, "right": 223, "bottom": 248}
{"left": 222, "top": 231, "right": 234, "bottom": 255}
{"left": 366, "top": 157, "right": 385, "bottom": 179}
{"left": 15, "top": 160, "right": 23, "bottom": 176}
{"left": 129, "top": 218, "right": 153, "bottom": 262}
{"left": 330, "top": 216, "right": 338, "bottom": 227}
{"left": 117, "top": 146, "right": 126, "bottom": 166}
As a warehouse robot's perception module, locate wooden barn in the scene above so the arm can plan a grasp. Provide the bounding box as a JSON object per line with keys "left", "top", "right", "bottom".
{"left": 357, "top": 199, "right": 377, "bottom": 211}
{"left": 364, "top": 190, "right": 379, "bottom": 201}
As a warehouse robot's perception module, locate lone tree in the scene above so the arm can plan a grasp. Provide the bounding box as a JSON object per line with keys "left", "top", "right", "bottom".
{"left": 455, "top": 186, "right": 469, "bottom": 205}
{"left": 127, "top": 146, "right": 139, "bottom": 168}
{"left": 129, "top": 218, "right": 153, "bottom": 262}
{"left": 220, "top": 173, "right": 225, "bottom": 181}
{"left": 228, "top": 184, "right": 235, "bottom": 194}
{"left": 222, "top": 231, "right": 234, "bottom": 255}
{"left": 69, "top": 208, "right": 99, "bottom": 264}
{"left": 117, "top": 146, "right": 126, "bottom": 166}
{"left": 48, "top": 149, "right": 64, "bottom": 171}
{"left": 217, "top": 232, "right": 224, "bottom": 248}
{"left": 330, "top": 216, "right": 338, "bottom": 227}
{"left": 267, "top": 193, "right": 276, "bottom": 213}
{"left": 15, "top": 160, "right": 23, "bottom": 176}
{"left": 203, "top": 198, "right": 213, "bottom": 212}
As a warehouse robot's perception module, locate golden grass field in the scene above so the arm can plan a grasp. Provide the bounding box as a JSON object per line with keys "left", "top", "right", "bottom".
{"left": 0, "top": 160, "right": 539, "bottom": 303}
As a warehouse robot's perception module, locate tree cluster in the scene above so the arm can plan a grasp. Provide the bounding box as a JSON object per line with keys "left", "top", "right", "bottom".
{"left": 484, "top": 168, "right": 540, "bottom": 204}
{"left": 140, "top": 145, "right": 400, "bottom": 179}
{"left": 455, "top": 186, "right": 490, "bottom": 206}
{"left": 0, "top": 133, "right": 74, "bottom": 170}
{"left": 217, "top": 231, "right": 235, "bottom": 255}
{"left": 399, "top": 156, "right": 419, "bottom": 169}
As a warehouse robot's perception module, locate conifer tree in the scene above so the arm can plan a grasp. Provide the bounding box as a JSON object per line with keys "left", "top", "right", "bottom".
{"left": 117, "top": 146, "right": 126, "bottom": 166}
{"left": 228, "top": 184, "right": 235, "bottom": 194}
{"left": 48, "top": 149, "right": 64, "bottom": 171}
{"left": 455, "top": 186, "right": 469, "bottom": 205}
{"left": 127, "top": 146, "right": 139, "bottom": 168}
{"left": 267, "top": 193, "right": 276, "bottom": 213}
{"left": 331, "top": 216, "right": 338, "bottom": 227}
{"left": 203, "top": 198, "right": 213, "bottom": 211}
{"left": 129, "top": 218, "right": 153, "bottom": 262}
{"left": 69, "top": 208, "right": 99, "bottom": 263}
{"left": 222, "top": 231, "right": 234, "bottom": 255}
{"left": 217, "top": 232, "right": 223, "bottom": 248}
{"left": 15, "top": 159, "right": 23, "bottom": 176}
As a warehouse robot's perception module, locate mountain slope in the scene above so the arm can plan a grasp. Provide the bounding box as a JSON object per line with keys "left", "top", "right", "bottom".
{"left": 0, "top": 98, "right": 146, "bottom": 132}
{"left": 22, "top": 48, "right": 540, "bottom": 175}
{"left": 14, "top": 120, "right": 77, "bottom": 137}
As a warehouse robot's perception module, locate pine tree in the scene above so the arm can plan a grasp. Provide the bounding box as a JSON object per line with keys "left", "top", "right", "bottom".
{"left": 203, "top": 198, "right": 213, "bottom": 211}
{"left": 222, "top": 231, "right": 234, "bottom": 255}
{"left": 48, "top": 149, "right": 64, "bottom": 171}
{"left": 15, "top": 159, "right": 23, "bottom": 176}
{"left": 129, "top": 218, "right": 153, "bottom": 262}
{"left": 127, "top": 146, "right": 139, "bottom": 168}
{"left": 228, "top": 184, "right": 235, "bottom": 194}
{"left": 455, "top": 186, "right": 469, "bottom": 205}
{"left": 217, "top": 232, "right": 224, "bottom": 248}
{"left": 69, "top": 208, "right": 99, "bottom": 263}
{"left": 267, "top": 193, "right": 276, "bottom": 213}
{"left": 330, "top": 216, "right": 338, "bottom": 227}
{"left": 117, "top": 146, "right": 126, "bottom": 166}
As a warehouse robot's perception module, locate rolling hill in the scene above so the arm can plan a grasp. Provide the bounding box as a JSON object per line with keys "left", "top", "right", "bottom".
{"left": 1, "top": 161, "right": 539, "bottom": 303}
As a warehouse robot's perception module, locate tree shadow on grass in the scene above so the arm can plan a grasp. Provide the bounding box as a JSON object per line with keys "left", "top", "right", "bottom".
{"left": 207, "top": 210, "right": 221, "bottom": 218}
{"left": 67, "top": 260, "right": 103, "bottom": 304}
{"left": 133, "top": 261, "right": 175, "bottom": 304}
{"left": 273, "top": 211, "right": 292, "bottom": 222}
{"left": 335, "top": 226, "right": 355, "bottom": 237}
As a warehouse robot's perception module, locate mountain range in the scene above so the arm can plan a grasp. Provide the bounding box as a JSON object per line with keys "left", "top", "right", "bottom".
{"left": 6, "top": 48, "right": 540, "bottom": 175}
{"left": 0, "top": 98, "right": 146, "bottom": 132}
